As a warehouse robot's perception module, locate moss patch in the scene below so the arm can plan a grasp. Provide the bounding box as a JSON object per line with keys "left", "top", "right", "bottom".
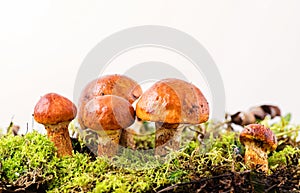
{"left": 0, "top": 115, "right": 299, "bottom": 192}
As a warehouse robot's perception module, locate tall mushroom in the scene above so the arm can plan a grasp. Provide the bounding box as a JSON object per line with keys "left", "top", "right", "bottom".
{"left": 78, "top": 74, "right": 142, "bottom": 129}
{"left": 34, "top": 93, "right": 77, "bottom": 157}
{"left": 136, "top": 78, "right": 209, "bottom": 155}
{"left": 240, "top": 124, "right": 277, "bottom": 173}
{"left": 81, "top": 95, "right": 135, "bottom": 157}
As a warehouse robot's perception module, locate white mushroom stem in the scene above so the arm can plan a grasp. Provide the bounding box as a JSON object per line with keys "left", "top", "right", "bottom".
{"left": 97, "top": 130, "right": 121, "bottom": 158}
{"left": 155, "top": 122, "right": 182, "bottom": 155}
{"left": 243, "top": 141, "right": 269, "bottom": 173}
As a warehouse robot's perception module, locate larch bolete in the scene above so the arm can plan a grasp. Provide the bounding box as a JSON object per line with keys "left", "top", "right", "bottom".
{"left": 136, "top": 78, "right": 209, "bottom": 155}
{"left": 81, "top": 95, "right": 135, "bottom": 157}
{"left": 240, "top": 124, "right": 277, "bottom": 173}
{"left": 34, "top": 93, "right": 77, "bottom": 157}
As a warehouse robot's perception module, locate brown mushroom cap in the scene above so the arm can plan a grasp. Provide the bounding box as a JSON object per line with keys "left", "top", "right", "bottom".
{"left": 231, "top": 111, "right": 256, "bottom": 126}
{"left": 79, "top": 74, "right": 142, "bottom": 106}
{"left": 34, "top": 93, "right": 77, "bottom": 125}
{"left": 249, "top": 106, "right": 267, "bottom": 120}
{"left": 240, "top": 124, "right": 277, "bottom": 151}
{"left": 136, "top": 78, "right": 209, "bottom": 124}
{"left": 261, "top": 105, "right": 281, "bottom": 118}
{"left": 81, "top": 95, "right": 135, "bottom": 131}
{"left": 78, "top": 74, "right": 142, "bottom": 128}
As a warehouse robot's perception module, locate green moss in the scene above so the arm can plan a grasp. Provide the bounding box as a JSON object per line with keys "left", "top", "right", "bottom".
{"left": 47, "top": 154, "right": 110, "bottom": 193}
{"left": 269, "top": 146, "right": 300, "bottom": 170}
{"left": 0, "top": 116, "right": 299, "bottom": 192}
{"left": 0, "top": 132, "right": 56, "bottom": 183}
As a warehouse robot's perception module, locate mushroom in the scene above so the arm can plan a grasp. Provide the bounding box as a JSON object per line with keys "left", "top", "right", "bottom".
{"left": 78, "top": 74, "right": 142, "bottom": 129}
{"left": 78, "top": 74, "right": 142, "bottom": 152}
{"left": 248, "top": 107, "right": 268, "bottom": 120}
{"left": 34, "top": 93, "right": 77, "bottom": 157}
{"left": 249, "top": 105, "right": 281, "bottom": 120}
{"left": 260, "top": 105, "right": 281, "bottom": 118}
{"left": 231, "top": 111, "right": 256, "bottom": 126}
{"left": 81, "top": 95, "right": 135, "bottom": 157}
{"left": 136, "top": 78, "right": 209, "bottom": 155}
{"left": 239, "top": 124, "right": 277, "bottom": 173}
{"left": 231, "top": 105, "right": 282, "bottom": 126}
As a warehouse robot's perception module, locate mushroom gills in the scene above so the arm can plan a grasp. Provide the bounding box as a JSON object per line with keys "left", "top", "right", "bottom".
{"left": 155, "top": 122, "right": 181, "bottom": 155}
{"left": 44, "top": 121, "right": 73, "bottom": 157}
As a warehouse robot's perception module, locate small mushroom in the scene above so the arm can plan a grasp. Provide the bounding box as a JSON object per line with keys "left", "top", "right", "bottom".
{"left": 81, "top": 95, "right": 135, "bottom": 157}
{"left": 239, "top": 124, "right": 277, "bottom": 173}
{"left": 34, "top": 93, "right": 77, "bottom": 157}
{"left": 230, "top": 105, "right": 282, "bottom": 126}
{"left": 78, "top": 74, "right": 142, "bottom": 129}
{"left": 249, "top": 105, "right": 281, "bottom": 120}
{"left": 136, "top": 78, "right": 209, "bottom": 155}
{"left": 249, "top": 106, "right": 268, "bottom": 120}
{"left": 231, "top": 111, "right": 256, "bottom": 126}
{"left": 260, "top": 105, "right": 281, "bottom": 118}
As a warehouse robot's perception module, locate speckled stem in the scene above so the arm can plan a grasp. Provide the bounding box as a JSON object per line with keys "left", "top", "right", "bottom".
{"left": 97, "top": 130, "right": 121, "bottom": 158}
{"left": 45, "top": 121, "right": 73, "bottom": 157}
{"left": 155, "top": 122, "right": 181, "bottom": 155}
{"left": 120, "top": 128, "right": 137, "bottom": 149}
{"left": 244, "top": 142, "right": 269, "bottom": 173}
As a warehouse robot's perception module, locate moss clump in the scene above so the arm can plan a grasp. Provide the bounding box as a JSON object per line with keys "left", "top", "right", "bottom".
{"left": 0, "top": 114, "right": 299, "bottom": 192}
{"left": 47, "top": 154, "right": 110, "bottom": 193}
{"left": 268, "top": 145, "right": 300, "bottom": 170}
{"left": 0, "top": 132, "right": 57, "bottom": 191}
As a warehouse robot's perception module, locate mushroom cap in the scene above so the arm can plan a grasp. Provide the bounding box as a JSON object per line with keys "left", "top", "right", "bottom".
{"left": 34, "top": 93, "right": 77, "bottom": 125}
{"left": 231, "top": 111, "right": 256, "bottom": 126}
{"left": 78, "top": 74, "right": 142, "bottom": 128}
{"left": 240, "top": 124, "right": 277, "bottom": 151}
{"left": 136, "top": 78, "right": 209, "bottom": 124}
{"left": 81, "top": 95, "right": 135, "bottom": 131}
{"left": 261, "top": 105, "right": 281, "bottom": 118}
{"left": 79, "top": 74, "right": 142, "bottom": 106}
{"left": 249, "top": 106, "right": 267, "bottom": 120}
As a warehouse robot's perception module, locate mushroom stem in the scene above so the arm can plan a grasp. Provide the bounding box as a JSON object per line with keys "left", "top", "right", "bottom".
{"left": 120, "top": 128, "right": 137, "bottom": 149}
{"left": 97, "top": 130, "right": 121, "bottom": 157}
{"left": 45, "top": 121, "right": 73, "bottom": 157}
{"left": 155, "top": 122, "right": 181, "bottom": 155}
{"left": 244, "top": 141, "right": 269, "bottom": 173}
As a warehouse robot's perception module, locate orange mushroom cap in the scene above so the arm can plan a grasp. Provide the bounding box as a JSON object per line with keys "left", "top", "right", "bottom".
{"left": 81, "top": 95, "right": 135, "bottom": 131}
{"left": 79, "top": 74, "right": 142, "bottom": 106}
{"left": 78, "top": 74, "right": 142, "bottom": 129}
{"left": 34, "top": 93, "right": 77, "bottom": 125}
{"left": 136, "top": 78, "right": 209, "bottom": 124}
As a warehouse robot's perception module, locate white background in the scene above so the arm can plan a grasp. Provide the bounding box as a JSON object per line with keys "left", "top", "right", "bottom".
{"left": 1, "top": 1, "right": 300, "bottom": 132}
